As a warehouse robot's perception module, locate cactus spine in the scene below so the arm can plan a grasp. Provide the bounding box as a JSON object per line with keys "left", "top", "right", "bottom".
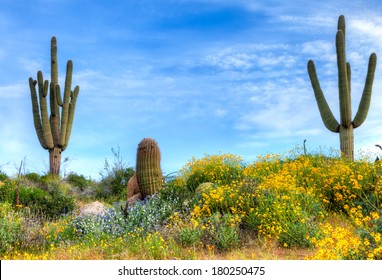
{"left": 307, "top": 15, "right": 377, "bottom": 161}
{"left": 135, "top": 138, "right": 164, "bottom": 198}
{"left": 28, "top": 37, "right": 80, "bottom": 175}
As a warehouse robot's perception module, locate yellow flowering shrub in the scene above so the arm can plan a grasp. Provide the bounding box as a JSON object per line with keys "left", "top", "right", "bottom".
{"left": 308, "top": 223, "right": 364, "bottom": 259}
{"left": 243, "top": 156, "right": 326, "bottom": 247}
{"left": 191, "top": 182, "right": 256, "bottom": 219}
{"left": 177, "top": 153, "right": 244, "bottom": 192}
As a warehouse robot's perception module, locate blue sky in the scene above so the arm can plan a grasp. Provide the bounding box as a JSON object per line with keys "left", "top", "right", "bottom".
{"left": 1, "top": 0, "right": 382, "bottom": 179}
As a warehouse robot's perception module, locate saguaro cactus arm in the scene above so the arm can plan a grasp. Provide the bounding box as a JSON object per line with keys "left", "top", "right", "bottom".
{"left": 307, "top": 60, "right": 340, "bottom": 133}
{"left": 37, "top": 71, "right": 54, "bottom": 149}
{"left": 29, "top": 78, "right": 47, "bottom": 149}
{"left": 59, "top": 60, "right": 73, "bottom": 147}
{"left": 353, "top": 53, "right": 377, "bottom": 128}
{"left": 62, "top": 86, "right": 79, "bottom": 151}
{"left": 28, "top": 72, "right": 55, "bottom": 149}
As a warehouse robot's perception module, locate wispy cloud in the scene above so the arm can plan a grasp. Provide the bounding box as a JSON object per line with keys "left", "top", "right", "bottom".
{"left": 1, "top": 1, "right": 382, "bottom": 178}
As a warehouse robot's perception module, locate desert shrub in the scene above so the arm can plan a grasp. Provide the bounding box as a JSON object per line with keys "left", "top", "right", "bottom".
{"left": 158, "top": 180, "right": 194, "bottom": 213}
{"left": 97, "top": 167, "right": 134, "bottom": 200}
{"left": 70, "top": 208, "right": 122, "bottom": 239}
{"left": 18, "top": 186, "right": 47, "bottom": 206}
{"left": 17, "top": 185, "right": 74, "bottom": 219}
{"left": 0, "top": 202, "right": 45, "bottom": 253}
{"left": 66, "top": 192, "right": 180, "bottom": 243}
{"left": 111, "top": 167, "right": 134, "bottom": 196}
{"left": 97, "top": 146, "right": 134, "bottom": 200}
{"left": 0, "top": 177, "right": 76, "bottom": 219}
{"left": 203, "top": 213, "right": 241, "bottom": 250}
{"left": 0, "top": 170, "right": 9, "bottom": 181}
{"left": 45, "top": 190, "right": 75, "bottom": 218}
{"left": 241, "top": 151, "right": 382, "bottom": 250}
{"left": 177, "top": 226, "right": 203, "bottom": 246}
{"left": 242, "top": 154, "right": 328, "bottom": 247}
{"left": 177, "top": 153, "right": 244, "bottom": 192}
{"left": 190, "top": 181, "right": 256, "bottom": 221}
{"left": 243, "top": 154, "right": 284, "bottom": 182}
{"left": 251, "top": 184, "right": 325, "bottom": 247}
{"left": 125, "top": 194, "right": 179, "bottom": 233}
{"left": 66, "top": 172, "right": 92, "bottom": 191}
{"left": 23, "top": 172, "right": 42, "bottom": 183}
{"left": 0, "top": 179, "right": 15, "bottom": 203}
{"left": 0, "top": 202, "right": 22, "bottom": 253}
{"left": 308, "top": 223, "right": 367, "bottom": 260}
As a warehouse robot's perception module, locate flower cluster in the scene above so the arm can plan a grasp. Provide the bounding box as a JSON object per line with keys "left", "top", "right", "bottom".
{"left": 308, "top": 223, "right": 364, "bottom": 259}
{"left": 177, "top": 153, "right": 244, "bottom": 192}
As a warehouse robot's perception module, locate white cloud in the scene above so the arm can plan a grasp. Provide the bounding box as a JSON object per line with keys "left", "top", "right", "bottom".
{"left": 214, "top": 108, "right": 228, "bottom": 118}
{"left": 302, "top": 40, "right": 335, "bottom": 61}
{"left": 235, "top": 78, "right": 317, "bottom": 134}
{"left": 279, "top": 15, "right": 335, "bottom": 28}
{"left": 18, "top": 57, "right": 44, "bottom": 75}
{"left": 0, "top": 83, "right": 25, "bottom": 99}
{"left": 204, "top": 50, "right": 254, "bottom": 71}
{"left": 349, "top": 18, "right": 382, "bottom": 44}
{"left": 201, "top": 43, "right": 295, "bottom": 75}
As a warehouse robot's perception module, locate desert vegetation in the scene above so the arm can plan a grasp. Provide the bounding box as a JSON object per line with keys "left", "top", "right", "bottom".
{"left": 1, "top": 147, "right": 382, "bottom": 260}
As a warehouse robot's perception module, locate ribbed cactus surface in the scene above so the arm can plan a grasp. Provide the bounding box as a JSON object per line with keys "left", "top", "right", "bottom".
{"left": 135, "top": 138, "right": 164, "bottom": 198}
{"left": 307, "top": 15, "right": 377, "bottom": 161}
{"left": 28, "top": 36, "right": 79, "bottom": 175}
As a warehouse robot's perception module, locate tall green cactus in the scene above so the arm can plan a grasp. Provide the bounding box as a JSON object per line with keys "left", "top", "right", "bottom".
{"left": 135, "top": 138, "right": 164, "bottom": 198}
{"left": 28, "top": 37, "right": 80, "bottom": 175}
{"left": 307, "top": 15, "right": 377, "bottom": 161}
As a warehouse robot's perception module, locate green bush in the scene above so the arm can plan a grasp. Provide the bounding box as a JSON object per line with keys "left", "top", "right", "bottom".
{"left": 97, "top": 167, "right": 134, "bottom": 200}
{"left": 19, "top": 186, "right": 47, "bottom": 205}
{"left": 0, "top": 214, "right": 21, "bottom": 253}
{"left": 97, "top": 146, "right": 135, "bottom": 200}
{"left": 0, "top": 179, "right": 15, "bottom": 203}
{"left": 15, "top": 184, "right": 74, "bottom": 219}
{"left": 0, "top": 170, "right": 8, "bottom": 182}
{"left": 0, "top": 202, "right": 22, "bottom": 254}
{"left": 158, "top": 180, "right": 194, "bottom": 212}
{"left": 23, "top": 172, "right": 42, "bottom": 183}
{"left": 178, "top": 154, "right": 244, "bottom": 192}
{"left": 204, "top": 213, "right": 240, "bottom": 251}
{"left": 66, "top": 173, "right": 91, "bottom": 191}
{"left": 178, "top": 227, "right": 203, "bottom": 246}
{"left": 0, "top": 201, "right": 49, "bottom": 254}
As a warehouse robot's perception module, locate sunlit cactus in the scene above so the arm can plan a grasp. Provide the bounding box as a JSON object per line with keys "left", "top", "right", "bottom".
{"left": 135, "top": 138, "right": 164, "bottom": 198}
{"left": 307, "top": 15, "right": 377, "bottom": 161}
{"left": 28, "top": 36, "right": 80, "bottom": 175}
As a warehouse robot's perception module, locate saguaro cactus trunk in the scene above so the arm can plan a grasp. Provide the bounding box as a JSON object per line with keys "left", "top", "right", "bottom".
{"left": 29, "top": 37, "right": 80, "bottom": 175}
{"left": 307, "top": 15, "right": 377, "bottom": 161}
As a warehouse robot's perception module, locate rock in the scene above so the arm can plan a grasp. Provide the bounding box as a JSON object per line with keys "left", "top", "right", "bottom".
{"left": 78, "top": 201, "right": 108, "bottom": 217}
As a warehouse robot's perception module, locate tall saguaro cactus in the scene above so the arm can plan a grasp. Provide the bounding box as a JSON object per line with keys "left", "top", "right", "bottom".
{"left": 307, "top": 15, "right": 377, "bottom": 161}
{"left": 28, "top": 37, "right": 80, "bottom": 175}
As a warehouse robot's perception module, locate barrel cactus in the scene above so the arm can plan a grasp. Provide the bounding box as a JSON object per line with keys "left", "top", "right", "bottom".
{"left": 135, "top": 138, "right": 164, "bottom": 198}
{"left": 307, "top": 15, "right": 377, "bottom": 161}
